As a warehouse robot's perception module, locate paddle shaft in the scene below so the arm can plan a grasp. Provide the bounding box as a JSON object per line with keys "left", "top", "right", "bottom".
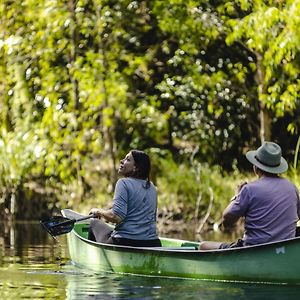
{"left": 51, "top": 214, "right": 95, "bottom": 228}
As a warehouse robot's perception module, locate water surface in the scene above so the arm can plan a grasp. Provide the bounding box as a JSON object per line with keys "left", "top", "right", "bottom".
{"left": 1, "top": 221, "right": 300, "bottom": 299}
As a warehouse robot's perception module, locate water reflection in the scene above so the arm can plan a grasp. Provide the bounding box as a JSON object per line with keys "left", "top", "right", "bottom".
{"left": 0, "top": 266, "right": 67, "bottom": 299}
{"left": 0, "top": 221, "right": 68, "bottom": 266}
{"left": 1, "top": 221, "right": 300, "bottom": 300}
{"left": 63, "top": 268, "right": 300, "bottom": 300}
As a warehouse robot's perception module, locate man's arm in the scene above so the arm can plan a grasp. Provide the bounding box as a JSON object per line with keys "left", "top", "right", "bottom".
{"left": 221, "top": 200, "right": 240, "bottom": 231}
{"left": 221, "top": 181, "right": 247, "bottom": 230}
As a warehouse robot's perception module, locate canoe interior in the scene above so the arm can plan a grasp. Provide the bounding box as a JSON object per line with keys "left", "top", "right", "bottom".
{"left": 73, "top": 223, "right": 200, "bottom": 249}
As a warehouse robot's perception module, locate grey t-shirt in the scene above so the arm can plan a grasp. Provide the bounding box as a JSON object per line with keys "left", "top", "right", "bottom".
{"left": 228, "top": 176, "right": 300, "bottom": 245}
{"left": 111, "top": 178, "right": 159, "bottom": 240}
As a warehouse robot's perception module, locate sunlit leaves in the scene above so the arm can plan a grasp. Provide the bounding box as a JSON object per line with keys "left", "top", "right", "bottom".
{"left": 0, "top": 129, "right": 47, "bottom": 188}
{"left": 225, "top": 0, "right": 300, "bottom": 125}
{"left": 153, "top": 0, "right": 224, "bottom": 49}
{"left": 0, "top": 0, "right": 300, "bottom": 208}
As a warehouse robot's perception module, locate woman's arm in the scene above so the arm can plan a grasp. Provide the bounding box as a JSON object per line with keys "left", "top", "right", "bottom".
{"left": 89, "top": 208, "right": 122, "bottom": 224}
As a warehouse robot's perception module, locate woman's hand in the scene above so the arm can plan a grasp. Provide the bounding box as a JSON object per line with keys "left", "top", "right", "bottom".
{"left": 89, "top": 208, "right": 102, "bottom": 219}
{"left": 89, "top": 208, "right": 123, "bottom": 224}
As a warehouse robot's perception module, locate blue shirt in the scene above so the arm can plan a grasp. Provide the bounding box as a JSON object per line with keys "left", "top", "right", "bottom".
{"left": 227, "top": 176, "right": 300, "bottom": 245}
{"left": 111, "top": 178, "right": 159, "bottom": 240}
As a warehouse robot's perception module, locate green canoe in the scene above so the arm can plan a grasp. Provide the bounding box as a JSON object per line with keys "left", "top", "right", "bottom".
{"left": 62, "top": 210, "right": 300, "bottom": 284}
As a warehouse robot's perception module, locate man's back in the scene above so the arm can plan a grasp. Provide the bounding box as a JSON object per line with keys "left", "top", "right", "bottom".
{"left": 230, "top": 176, "right": 300, "bottom": 245}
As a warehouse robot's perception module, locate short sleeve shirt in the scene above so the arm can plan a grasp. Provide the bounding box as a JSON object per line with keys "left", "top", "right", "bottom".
{"left": 227, "top": 176, "right": 300, "bottom": 245}
{"left": 111, "top": 178, "right": 159, "bottom": 240}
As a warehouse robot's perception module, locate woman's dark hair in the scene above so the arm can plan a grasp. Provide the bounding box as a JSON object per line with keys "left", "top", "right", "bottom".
{"left": 131, "top": 150, "right": 151, "bottom": 188}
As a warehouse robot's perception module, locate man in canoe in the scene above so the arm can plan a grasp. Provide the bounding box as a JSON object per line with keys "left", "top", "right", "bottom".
{"left": 88, "top": 150, "right": 161, "bottom": 247}
{"left": 199, "top": 141, "right": 300, "bottom": 250}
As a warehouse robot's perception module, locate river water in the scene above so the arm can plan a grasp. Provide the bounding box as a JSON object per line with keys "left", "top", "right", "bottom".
{"left": 1, "top": 221, "right": 300, "bottom": 299}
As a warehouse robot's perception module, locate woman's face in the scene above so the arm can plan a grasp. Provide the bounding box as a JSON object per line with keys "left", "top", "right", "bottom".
{"left": 118, "top": 152, "right": 136, "bottom": 176}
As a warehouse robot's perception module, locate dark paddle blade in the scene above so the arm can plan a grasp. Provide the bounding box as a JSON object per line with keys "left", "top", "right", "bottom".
{"left": 40, "top": 214, "right": 95, "bottom": 237}
{"left": 40, "top": 216, "right": 76, "bottom": 236}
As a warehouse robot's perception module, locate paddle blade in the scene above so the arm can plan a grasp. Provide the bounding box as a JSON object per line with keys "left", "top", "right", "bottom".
{"left": 40, "top": 216, "right": 75, "bottom": 236}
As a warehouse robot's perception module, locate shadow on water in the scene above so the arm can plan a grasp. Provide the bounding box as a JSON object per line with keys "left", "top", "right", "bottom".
{"left": 1, "top": 221, "right": 300, "bottom": 299}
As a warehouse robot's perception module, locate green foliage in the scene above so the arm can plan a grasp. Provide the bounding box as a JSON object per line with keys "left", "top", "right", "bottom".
{"left": 225, "top": 0, "right": 300, "bottom": 127}
{"left": 0, "top": 0, "right": 300, "bottom": 220}
{"left": 289, "top": 135, "right": 300, "bottom": 192}
{"left": 0, "top": 127, "right": 46, "bottom": 194}
{"left": 150, "top": 149, "right": 248, "bottom": 222}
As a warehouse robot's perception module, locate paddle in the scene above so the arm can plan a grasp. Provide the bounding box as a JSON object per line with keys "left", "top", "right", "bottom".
{"left": 40, "top": 214, "right": 95, "bottom": 237}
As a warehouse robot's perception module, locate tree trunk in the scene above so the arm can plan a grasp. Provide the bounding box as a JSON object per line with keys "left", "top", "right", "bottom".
{"left": 0, "top": 59, "right": 12, "bottom": 133}
{"left": 256, "top": 53, "right": 272, "bottom": 143}
{"left": 259, "top": 103, "right": 272, "bottom": 143}
{"left": 93, "top": 1, "right": 118, "bottom": 185}
{"left": 68, "top": 0, "right": 80, "bottom": 110}
{"left": 67, "top": 0, "right": 84, "bottom": 200}
{"left": 101, "top": 58, "right": 117, "bottom": 185}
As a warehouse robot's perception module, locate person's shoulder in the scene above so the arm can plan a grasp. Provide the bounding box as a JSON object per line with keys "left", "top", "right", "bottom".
{"left": 281, "top": 177, "right": 299, "bottom": 189}
{"left": 275, "top": 176, "right": 296, "bottom": 186}
{"left": 115, "top": 178, "right": 134, "bottom": 192}
{"left": 240, "top": 179, "right": 261, "bottom": 194}
{"left": 117, "top": 177, "right": 139, "bottom": 186}
{"left": 262, "top": 176, "right": 297, "bottom": 190}
{"left": 116, "top": 178, "right": 130, "bottom": 187}
{"left": 117, "top": 178, "right": 127, "bottom": 183}
{"left": 241, "top": 180, "right": 257, "bottom": 190}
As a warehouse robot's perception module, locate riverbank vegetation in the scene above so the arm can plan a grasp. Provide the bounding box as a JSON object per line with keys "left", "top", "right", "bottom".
{"left": 1, "top": 1, "right": 300, "bottom": 232}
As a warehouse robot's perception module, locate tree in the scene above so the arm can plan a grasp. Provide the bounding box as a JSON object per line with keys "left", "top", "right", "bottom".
{"left": 225, "top": 0, "right": 300, "bottom": 142}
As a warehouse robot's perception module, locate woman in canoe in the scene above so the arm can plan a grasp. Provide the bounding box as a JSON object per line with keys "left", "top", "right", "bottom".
{"left": 199, "top": 141, "right": 300, "bottom": 250}
{"left": 88, "top": 150, "right": 161, "bottom": 247}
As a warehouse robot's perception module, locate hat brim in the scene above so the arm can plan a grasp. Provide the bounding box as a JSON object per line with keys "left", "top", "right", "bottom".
{"left": 246, "top": 150, "right": 288, "bottom": 174}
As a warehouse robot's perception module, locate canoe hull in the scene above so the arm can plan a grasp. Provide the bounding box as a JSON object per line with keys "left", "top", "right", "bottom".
{"left": 67, "top": 223, "right": 300, "bottom": 284}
